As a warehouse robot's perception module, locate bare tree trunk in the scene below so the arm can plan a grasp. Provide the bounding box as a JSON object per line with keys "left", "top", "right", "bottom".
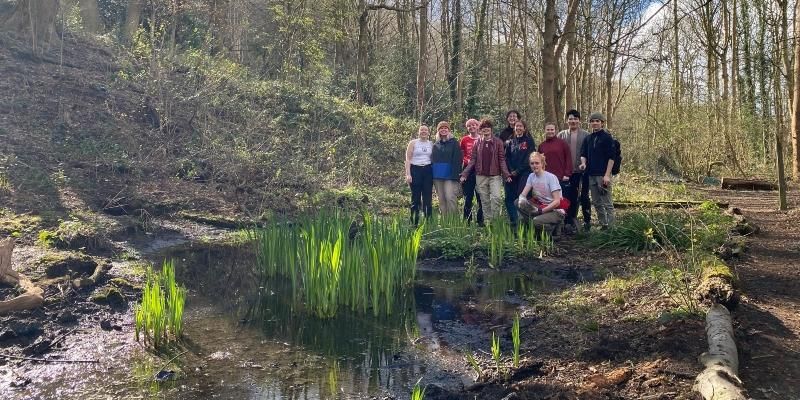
{"left": 466, "top": 0, "right": 489, "bottom": 117}
{"left": 416, "top": 0, "right": 429, "bottom": 120}
{"left": 793, "top": 0, "right": 800, "bottom": 180}
{"left": 124, "top": 0, "right": 142, "bottom": 43}
{"left": 451, "top": 0, "right": 463, "bottom": 118}
{"left": 78, "top": 0, "right": 100, "bottom": 32}
{"left": 541, "top": 0, "right": 578, "bottom": 124}
{"left": 3, "top": 0, "right": 60, "bottom": 52}
{"left": 775, "top": 41, "right": 788, "bottom": 209}
{"left": 441, "top": 0, "right": 452, "bottom": 113}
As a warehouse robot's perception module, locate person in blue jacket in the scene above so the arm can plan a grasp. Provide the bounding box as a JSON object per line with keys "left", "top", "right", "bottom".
{"left": 431, "top": 121, "right": 463, "bottom": 216}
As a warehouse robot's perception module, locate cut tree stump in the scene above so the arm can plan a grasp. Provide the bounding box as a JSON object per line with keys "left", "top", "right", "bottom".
{"left": 0, "top": 238, "right": 45, "bottom": 314}
{"left": 720, "top": 178, "right": 777, "bottom": 191}
{"left": 693, "top": 304, "right": 748, "bottom": 400}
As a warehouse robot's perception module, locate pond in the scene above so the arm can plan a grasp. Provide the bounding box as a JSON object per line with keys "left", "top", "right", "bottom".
{"left": 4, "top": 242, "right": 591, "bottom": 400}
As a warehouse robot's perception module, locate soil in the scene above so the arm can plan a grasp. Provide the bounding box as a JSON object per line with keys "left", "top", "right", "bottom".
{"left": 698, "top": 185, "right": 800, "bottom": 399}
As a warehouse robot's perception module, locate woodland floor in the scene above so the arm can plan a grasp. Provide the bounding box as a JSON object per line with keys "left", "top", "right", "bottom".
{"left": 698, "top": 186, "right": 800, "bottom": 399}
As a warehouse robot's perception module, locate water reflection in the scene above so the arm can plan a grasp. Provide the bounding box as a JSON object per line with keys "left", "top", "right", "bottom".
{"left": 155, "top": 244, "right": 550, "bottom": 399}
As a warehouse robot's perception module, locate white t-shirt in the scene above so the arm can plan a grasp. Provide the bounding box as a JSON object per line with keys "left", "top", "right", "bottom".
{"left": 410, "top": 139, "right": 432, "bottom": 166}
{"left": 525, "top": 171, "right": 564, "bottom": 213}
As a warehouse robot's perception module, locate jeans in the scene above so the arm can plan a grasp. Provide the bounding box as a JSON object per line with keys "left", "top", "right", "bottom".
{"left": 462, "top": 172, "right": 484, "bottom": 225}
{"left": 588, "top": 175, "right": 615, "bottom": 227}
{"left": 564, "top": 172, "right": 591, "bottom": 226}
{"left": 409, "top": 165, "right": 433, "bottom": 225}
{"left": 504, "top": 174, "right": 526, "bottom": 225}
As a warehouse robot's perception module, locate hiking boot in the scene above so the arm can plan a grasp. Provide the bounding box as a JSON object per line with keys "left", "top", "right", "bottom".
{"left": 583, "top": 222, "right": 591, "bottom": 232}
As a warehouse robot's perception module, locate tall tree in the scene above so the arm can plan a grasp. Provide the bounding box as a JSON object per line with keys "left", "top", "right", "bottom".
{"left": 416, "top": 0, "right": 429, "bottom": 119}
{"left": 465, "top": 0, "right": 489, "bottom": 117}
{"left": 792, "top": 0, "right": 800, "bottom": 180}
{"left": 540, "top": 0, "right": 579, "bottom": 124}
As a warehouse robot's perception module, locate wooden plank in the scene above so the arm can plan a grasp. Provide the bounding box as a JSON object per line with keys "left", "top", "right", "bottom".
{"left": 720, "top": 177, "right": 777, "bottom": 191}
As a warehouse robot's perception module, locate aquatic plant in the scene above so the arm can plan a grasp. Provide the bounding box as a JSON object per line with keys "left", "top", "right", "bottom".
{"left": 411, "top": 378, "right": 426, "bottom": 400}
{"left": 486, "top": 220, "right": 510, "bottom": 268}
{"left": 134, "top": 260, "right": 186, "bottom": 348}
{"left": 465, "top": 351, "right": 481, "bottom": 378}
{"left": 491, "top": 331, "right": 502, "bottom": 370}
{"left": 512, "top": 314, "right": 521, "bottom": 368}
{"left": 254, "top": 211, "right": 423, "bottom": 318}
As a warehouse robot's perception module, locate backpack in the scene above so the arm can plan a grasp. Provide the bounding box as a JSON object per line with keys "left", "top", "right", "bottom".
{"left": 611, "top": 136, "right": 622, "bottom": 175}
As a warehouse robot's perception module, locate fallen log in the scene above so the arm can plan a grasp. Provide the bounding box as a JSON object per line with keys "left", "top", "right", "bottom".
{"left": 614, "top": 200, "right": 729, "bottom": 209}
{"left": 0, "top": 238, "right": 45, "bottom": 314}
{"left": 693, "top": 304, "right": 748, "bottom": 400}
{"left": 720, "top": 178, "right": 777, "bottom": 191}
{"left": 695, "top": 257, "right": 739, "bottom": 308}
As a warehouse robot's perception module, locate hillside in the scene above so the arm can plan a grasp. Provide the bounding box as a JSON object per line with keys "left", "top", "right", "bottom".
{"left": 0, "top": 31, "right": 413, "bottom": 239}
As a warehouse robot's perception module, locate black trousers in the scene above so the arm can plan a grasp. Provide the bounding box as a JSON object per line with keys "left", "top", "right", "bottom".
{"left": 461, "top": 171, "right": 484, "bottom": 225}
{"left": 564, "top": 172, "right": 591, "bottom": 226}
{"left": 409, "top": 164, "right": 433, "bottom": 225}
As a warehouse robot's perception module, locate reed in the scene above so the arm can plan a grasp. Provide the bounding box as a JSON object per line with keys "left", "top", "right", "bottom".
{"left": 134, "top": 260, "right": 186, "bottom": 348}
{"left": 485, "top": 219, "right": 511, "bottom": 268}
{"left": 410, "top": 378, "right": 426, "bottom": 400}
{"left": 491, "top": 331, "right": 502, "bottom": 370}
{"left": 512, "top": 313, "right": 521, "bottom": 368}
{"left": 254, "top": 211, "right": 423, "bottom": 318}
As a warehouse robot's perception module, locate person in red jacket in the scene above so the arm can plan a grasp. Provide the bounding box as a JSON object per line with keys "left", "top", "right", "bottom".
{"left": 460, "top": 119, "right": 511, "bottom": 221}
{"left": 538, "top": 122, "right": 572, "bottom": 189}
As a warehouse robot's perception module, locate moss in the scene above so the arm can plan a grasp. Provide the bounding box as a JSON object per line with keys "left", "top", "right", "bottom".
{"left": 90, "top": 287, "right": 125, "bottom": 305}
{"left": 699, "top": 257, "right": 735, "bottom": 283}
{"left": 0, "top": 209, "right": 42, "bottom": 237}
{"left": 37, "top": 253, "right": 98, "bottom": 278}
{"left": 108, "top": 277, "right": 139, "bottom": 290}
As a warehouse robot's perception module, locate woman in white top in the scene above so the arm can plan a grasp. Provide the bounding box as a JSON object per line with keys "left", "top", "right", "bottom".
{"left": 405, "top": 125, "right": 434, "bottom": 226}
{"left": 515, "top": 152, "right": 567, "bottom": 235}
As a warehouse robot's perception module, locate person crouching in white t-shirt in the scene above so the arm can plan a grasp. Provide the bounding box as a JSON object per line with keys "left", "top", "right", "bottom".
{"left": 515, "top": 152, "right": 567, "bottom": 236}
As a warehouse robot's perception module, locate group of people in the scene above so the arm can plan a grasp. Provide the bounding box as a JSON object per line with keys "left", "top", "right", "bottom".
{"left": 403, "top": 109, "right": 617, "bottom": 235}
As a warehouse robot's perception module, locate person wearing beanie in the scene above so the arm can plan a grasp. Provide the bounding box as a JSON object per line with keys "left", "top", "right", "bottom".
{"left": 431, "top": 121, "right": 463, "bottom": 215}
{"left": 504, "top": 119, "right": 535, "bottom": 227}
{"left": 460, "top": 118, "right": 511, "bottom": 221}
{"left": 460, "top": 118, "right": 484, "bottom": 225}
{"left": 579, "top": 112, "right": 616, "bottom": 229}
{"left": 557, "top": 109, "right": 591, "bottom": 233}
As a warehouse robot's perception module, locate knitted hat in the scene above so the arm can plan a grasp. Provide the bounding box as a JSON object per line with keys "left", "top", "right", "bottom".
{"left": 436, "top": 121, "right": 451, "bottom": 131}
{"left": 588, "top": 112, "right": 605, "bottom": 122}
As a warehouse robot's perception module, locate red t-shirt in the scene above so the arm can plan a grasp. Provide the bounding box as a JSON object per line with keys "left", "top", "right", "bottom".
{"left": 460, "top": 135, "right": 479, "bottom": 167}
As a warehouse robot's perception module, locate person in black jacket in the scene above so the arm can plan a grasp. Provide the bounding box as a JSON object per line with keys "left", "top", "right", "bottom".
{"left": 579, "top": 112, "right": 616, "bottom": 229}
{"left": 497, "top": 110, "right": 521, "bottom": 142}
{"left": 504, "top": 119, "right": 535, "bottom": 227}
{"left": 432, "top": 121, "right": 463, "bottom": 216}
